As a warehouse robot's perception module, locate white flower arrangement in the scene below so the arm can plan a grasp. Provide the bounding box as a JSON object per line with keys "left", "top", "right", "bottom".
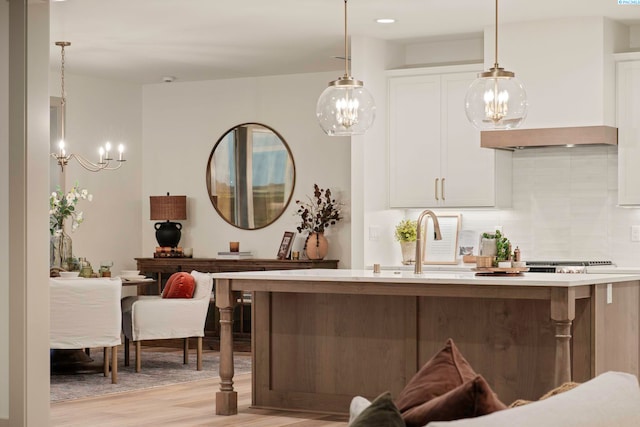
{"left": 49, "top": 183, "right": 93, "bottom": 234}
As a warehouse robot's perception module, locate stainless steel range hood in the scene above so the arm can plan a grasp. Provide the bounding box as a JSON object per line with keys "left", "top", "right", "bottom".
{"left": 481, "top": 126, "right": 618, "bottom": 150}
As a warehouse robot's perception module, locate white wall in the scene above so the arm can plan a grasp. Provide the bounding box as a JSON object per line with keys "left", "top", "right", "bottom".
{"left": 404, "top": 36, "right": 483, "bottom": 67}
{"left": 350, "top": 36, "right": 404, "bottom": 269}
{"left": 49, "top": 71, "right": 143, "bottom": 275}
{"left": 141, "top": 71, "right": 351, "bottom": 266}
{"left": 0, "top": 0, "right": 9, "bottom": 421}
{"left": 7, "top": 2, "right": 51, "bottom": 425}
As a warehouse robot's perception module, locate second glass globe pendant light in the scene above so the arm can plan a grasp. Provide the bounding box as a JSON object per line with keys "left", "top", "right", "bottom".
{"left": 465, "top": 0, "right": 527, "bottom": 130}
{"left": 316, "top": 0, "right": 375, "bottom": 136}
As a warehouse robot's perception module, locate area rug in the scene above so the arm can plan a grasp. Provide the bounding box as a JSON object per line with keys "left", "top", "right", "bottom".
{"left": 50, "top": 349, "right": 252, "bottom": 402}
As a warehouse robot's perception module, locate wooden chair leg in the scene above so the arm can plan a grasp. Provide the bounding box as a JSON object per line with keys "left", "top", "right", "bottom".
{"left": 103, "top": 347, "right": 108, "bottom": 377}
{"left": 124, "top": 336, "right": 130, "bottom": 367}
{"left": 197, "top": 336, "right": 203, "bottom": 371}
{"left": 183, "top": 338, "right": 189, "bottom": 364}
{"left": 135, "top": 341, "right": 141, "bottom": 373}
{"left": 111, "top": 345, "right": 118, "bottom": 384}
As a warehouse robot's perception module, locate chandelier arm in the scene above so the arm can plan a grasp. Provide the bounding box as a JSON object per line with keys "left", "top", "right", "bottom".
{"left": 69, "top": 154, "right": 122, "bottom": 172}
{"left": 68, "top": 154, "right": 105, "bottom": 172}
{"left": 71, "top": 154, "right": 125, "bottom": 172}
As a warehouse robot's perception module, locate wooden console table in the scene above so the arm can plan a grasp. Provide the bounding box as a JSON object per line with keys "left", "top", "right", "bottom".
{"left": 135, "top": 257, "right": 339, "bottom": 284}
{"left": 135, "top": 257, "right": 339, "bottom": 341}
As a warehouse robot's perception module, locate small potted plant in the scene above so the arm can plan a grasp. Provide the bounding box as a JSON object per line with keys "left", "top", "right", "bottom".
{"left": 481, "top": 230, "right": 511, "bottom": 267}
{"left": 395, "top": 219, "right": 418, "bottom": 265}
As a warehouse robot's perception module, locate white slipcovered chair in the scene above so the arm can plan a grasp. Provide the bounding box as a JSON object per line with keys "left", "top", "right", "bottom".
{"left": 50, "top": 277, "right": 122, "bottom": 384}
{"left": 121, "top": 270, "right": 213, "bottom": 372}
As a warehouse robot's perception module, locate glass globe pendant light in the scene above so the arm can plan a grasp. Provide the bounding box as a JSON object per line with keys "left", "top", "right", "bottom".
{"left": 465, "top": 0, "right": 527, "bottom": 130}
{"left": 316, "top": 0, "right": 375, "bottom": 136}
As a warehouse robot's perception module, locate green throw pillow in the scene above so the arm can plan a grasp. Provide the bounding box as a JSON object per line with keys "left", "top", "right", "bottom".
{"left": 351, "top": 391, "right": 405, "bottom": 427}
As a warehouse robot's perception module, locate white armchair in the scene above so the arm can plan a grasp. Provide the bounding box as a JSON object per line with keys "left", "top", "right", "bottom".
{"left": 50, "top": 277, "right": 122, "bottom": 383}
{"left": 121, "top": 270, "right": 213, "bottom": 372}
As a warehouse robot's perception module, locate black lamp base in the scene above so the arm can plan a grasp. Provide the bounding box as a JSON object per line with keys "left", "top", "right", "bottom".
{"left": 154, "top": 221, "right": 182, "bottom": 248}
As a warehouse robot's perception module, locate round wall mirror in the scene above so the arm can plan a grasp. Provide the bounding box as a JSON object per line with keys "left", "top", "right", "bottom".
{"left": 206, "top": 122, "right": 296, "bottom": 230}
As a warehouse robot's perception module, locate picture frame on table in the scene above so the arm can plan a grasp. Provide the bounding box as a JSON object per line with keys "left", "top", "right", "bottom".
{"left": 277, "top": 231, "right": 296, "bottom": 260}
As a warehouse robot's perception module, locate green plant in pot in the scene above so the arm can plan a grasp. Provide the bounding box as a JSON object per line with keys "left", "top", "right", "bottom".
{"left": 482, "top": 230, "right": 511, "bottom": 267}
{"left": 395, "top": 219, "right": 418, "bottom": 265}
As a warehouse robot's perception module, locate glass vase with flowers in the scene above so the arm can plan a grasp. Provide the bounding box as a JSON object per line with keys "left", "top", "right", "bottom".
{"left": 295, "top": 184, "right": 343, "bottom": 260}
{"left": 49, "top": 183, "right": 92, "bottom": 270}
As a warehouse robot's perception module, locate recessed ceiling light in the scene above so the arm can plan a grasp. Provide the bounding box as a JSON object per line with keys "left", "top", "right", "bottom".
{"left": 376, "top": 18, "right": 396, "bottom": 24}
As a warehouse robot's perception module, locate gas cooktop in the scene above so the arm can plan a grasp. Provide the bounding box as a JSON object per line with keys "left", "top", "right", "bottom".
{"left": 525, "top": 260, "right": 614, "bottom": 273}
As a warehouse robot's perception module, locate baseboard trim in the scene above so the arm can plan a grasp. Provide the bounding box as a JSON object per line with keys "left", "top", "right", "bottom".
{"left": 0, "top": 417, "right": 9, "bottom": 427}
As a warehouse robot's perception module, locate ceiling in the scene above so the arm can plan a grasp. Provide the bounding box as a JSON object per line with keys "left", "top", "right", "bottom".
{"left": 50, "top": 0, "right": 640, "bottom": 84}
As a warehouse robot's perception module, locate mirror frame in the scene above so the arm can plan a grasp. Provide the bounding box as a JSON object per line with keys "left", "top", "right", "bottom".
{"left": 206, "top": 122, "right": 296, "bottom": 230}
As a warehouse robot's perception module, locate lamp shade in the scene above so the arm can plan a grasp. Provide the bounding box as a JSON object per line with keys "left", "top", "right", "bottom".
{"left": 149, "top": 195, "right": 187, "bottom": 220}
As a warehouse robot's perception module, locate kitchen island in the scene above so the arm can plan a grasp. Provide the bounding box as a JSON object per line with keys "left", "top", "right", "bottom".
{"left": 212, "top": 269, "right": 640, "bottom": 415}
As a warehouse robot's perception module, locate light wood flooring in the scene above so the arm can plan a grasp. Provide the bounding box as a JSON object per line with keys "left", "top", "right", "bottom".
{"left": 50, "top": 352, "right": 349, "bottom": 427}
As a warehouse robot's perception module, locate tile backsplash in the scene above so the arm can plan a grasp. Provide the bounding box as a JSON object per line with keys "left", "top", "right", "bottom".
{"left": 371, "top": 145, "right": 640, "bottom": 267}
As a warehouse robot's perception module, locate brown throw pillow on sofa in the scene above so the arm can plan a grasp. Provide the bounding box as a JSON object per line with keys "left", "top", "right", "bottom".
{"left": 402, "top": 375, "right": 507, "bottom": 427}
{"left": 395, "top": 338, "right": 478, "bottom": 413}
{"left": 350, "top": 391, "right": 404, "bottom": 427}
{"left": 161, "top": 272, "right": 195, "bottom": 299}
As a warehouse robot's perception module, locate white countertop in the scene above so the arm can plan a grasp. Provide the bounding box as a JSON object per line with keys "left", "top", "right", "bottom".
{"left": 211, "top": 268, "right": 640, "bottom": 287}
{"left": 586, "top": 266, "right": 640, "bottom": 274}
{"left": 377, "top": 264, "right": 474, "bottom": 272}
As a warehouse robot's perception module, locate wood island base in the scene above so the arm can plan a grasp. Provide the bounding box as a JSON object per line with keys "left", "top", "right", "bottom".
{"left": 213, "top": 271, "right": 640, "bottom": 415}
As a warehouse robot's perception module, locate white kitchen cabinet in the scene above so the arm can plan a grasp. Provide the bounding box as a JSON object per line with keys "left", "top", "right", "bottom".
{"left": 616, "top": 55, "right": 640, "bottom": 206}
{"left": 388, "top": 65, "right": 512, "bottom": 208}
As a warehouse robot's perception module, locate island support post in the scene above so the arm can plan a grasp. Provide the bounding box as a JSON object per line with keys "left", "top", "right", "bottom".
{"left": 550, "top": 286, "right": 577, "bottom": 386}
{"left": 215, "top": 278, "right": 238, "bottom": 415}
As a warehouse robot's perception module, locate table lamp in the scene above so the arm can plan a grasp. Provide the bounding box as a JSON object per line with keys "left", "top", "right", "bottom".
{"left": 150, "top": 193, "right": 187, "bottom": 248}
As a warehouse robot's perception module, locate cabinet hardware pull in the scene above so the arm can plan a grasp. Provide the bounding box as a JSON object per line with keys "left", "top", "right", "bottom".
{"left": 441, "top": 177, "right": 445, "bottom": 201}
{"left": 435, "top": 178, "right": 439, "bottom": 201}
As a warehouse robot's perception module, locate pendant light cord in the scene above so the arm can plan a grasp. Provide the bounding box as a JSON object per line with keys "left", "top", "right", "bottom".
{"left": 55, "top": 41, "right": 71, "bottom": 143}
{"left": 494, "top": 0, "right": 499, "bottom": 69}
{"left": 344, "top": 0, "right": 349, "bottom": 77}
{"left": 61, "top": 44, "right": 66, "bottom": 140}
{"left": 60, "top": 44, "right": 66, "bottom": 107}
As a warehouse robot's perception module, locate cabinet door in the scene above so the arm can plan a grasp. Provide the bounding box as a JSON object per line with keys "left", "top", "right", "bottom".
{"left": 617, "top": 61, "right": 640, "bottom": 206}
{"left": 389, "top": 75, "right": 442, "bottom": 207}
{"left": 440, "top": 72, "right": 496, "bottom": 207}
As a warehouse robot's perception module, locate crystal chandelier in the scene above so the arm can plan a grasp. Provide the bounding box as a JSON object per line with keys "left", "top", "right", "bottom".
{"left": 464, "top": 0, "right": 527, "bottom": 130}
{"left": 316, "top": 0, "right": 375, "bottom": 136}
{"left": 51, "top": 41, "right": 126, "bottom": 172}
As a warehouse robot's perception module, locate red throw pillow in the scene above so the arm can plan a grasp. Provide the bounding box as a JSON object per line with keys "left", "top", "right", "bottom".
{"left": 401, "top": 375, "right": 507, "bottom": 426}
{"left": 162, "top": 272, "right": 195, "bottom": 299}
{"left": 161, "top": 273, "right": 178, "bottom": 298}
{"left": 395, "top": 338, "right": 478, "bottom": 413}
